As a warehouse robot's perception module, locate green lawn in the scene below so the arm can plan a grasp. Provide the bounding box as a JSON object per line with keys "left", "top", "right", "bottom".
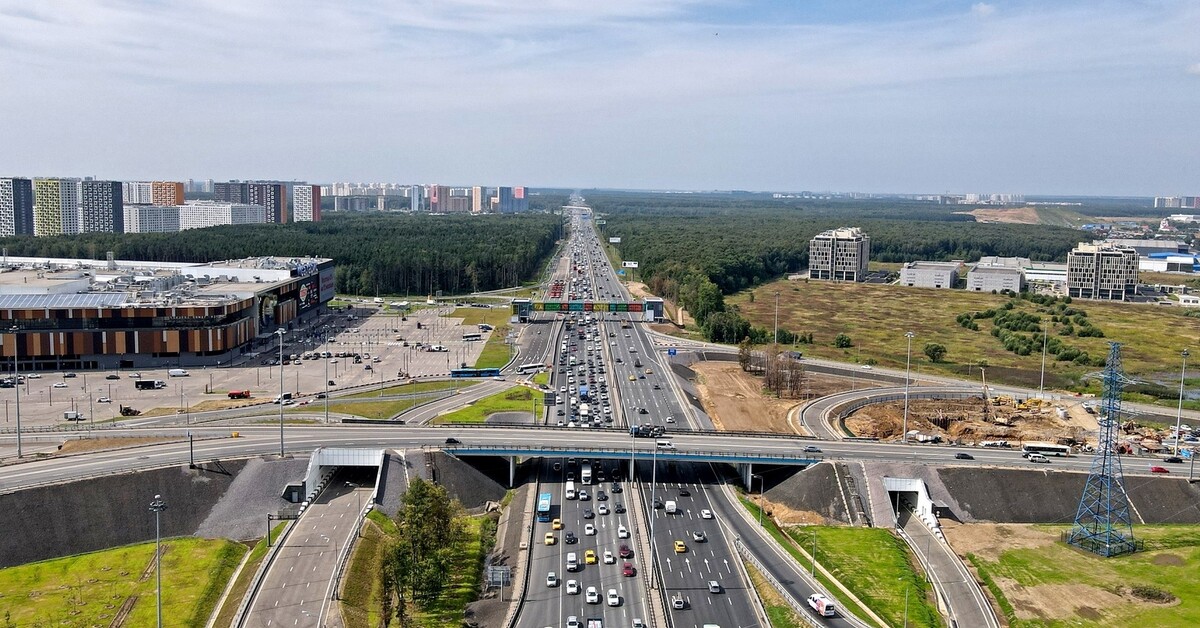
{"left": 0, "top": 537, "right": 244, "bottom": 627}
{"left": 532, "top": 371, "right": 550, "bottom": 386}
{"left": 447, "top": 307, "right": 514, "bottom": 369}
{"left": 342, "top": 380, "right": 467, "bottom": 399}
{"left": 969, "top": 525, "right": 1200, "bottom": 627}
{"left": 341, "top": 511, "right": 396, "bottom": 628}
{"left": 730, "top": 279, "right": 1200, "bottom": 391}
{"left": 743, "top": 561, "right": 805, "bottom": 628}
{"left": 434, "top": 386, "right": 537, "bottom": 424}
{"left": 411, "top": 515, "right": 494, "bottom": 627}
{"left": 316, "top": 397, "right": 426, "bottom": 420}
{"left": 790, "top": 527, "right": 940, "bottom": 628}
{"left": 212, "top": 523, "right": 287, "bottom": 628}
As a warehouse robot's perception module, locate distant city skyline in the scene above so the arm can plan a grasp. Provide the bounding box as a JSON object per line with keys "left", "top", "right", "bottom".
{"left": 0, "top": 1, "right": 1197, "bottom": 196}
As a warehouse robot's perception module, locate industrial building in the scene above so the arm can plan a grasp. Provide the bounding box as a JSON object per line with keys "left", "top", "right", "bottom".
{"left": 1067, "top": 243, "right": 1139, "bottom": 300}
{"left": 899, "top": 261, "right": 961, "bottom": 289}
{"left": 808, "top": 227, "right": 870, "bottom": 281}
{"left": 0, "top": 254, "right": 334, "bottom": 370}
{"left": 966, "top": 256, "right": 1029, "bottom": 293}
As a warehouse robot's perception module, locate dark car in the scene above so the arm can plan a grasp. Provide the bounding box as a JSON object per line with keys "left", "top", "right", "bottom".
{"left": 679, "top": 488, "right": 690, "bottom": 497}
{"left": 583, "top": 509, "right": 594, "bottom": 519}
{"left": 803, "top": 445, "right": 822, "bottom": 453}
{"left": 619, "top": 544, "right": 633, "bottom": 558}
{"left": 105, "top": 374, "right": 120, "bottom": 380}
{"left": 653, "top": 497, "right": 663, "bottom": 509}
{"left": 565, "top": 531, "right": 577, "bottom": 544}
{"left": 610, "top": 483, "right": 622, "bottom": 493}
{"left": 596, "top": 490, "right": 608, "bottom": 501}
{"left": 63, "top": 372, "right": 77, "bottom": 378}
{"left": 445, "top": 437, "right": 461, "bottom": 445}
{"left": 637, "top": 407, "right": 648, "bottom": 415}
{"left": 954, "top": 452, "right": 974, "bottom": 460}
{"left": 1164, "top": 456, "right": 1184, "bottom": 464}
{"left": 614, "top": 503, "right": 626, "bottom": 513}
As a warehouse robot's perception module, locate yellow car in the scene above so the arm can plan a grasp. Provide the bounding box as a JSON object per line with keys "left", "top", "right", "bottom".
{"left": 585, "top": 549, "right": 598, "bottom": 564}
{"left": 628, "top": 375, "right": 636, "bottom": 381}
{"left": 673, "top": 540, "right": 687, "bottom": 554}
{"left": 545, "top": 533, "right": 556, "bottom": 545}
{"left": 645, "top": 368, "right": 653, "bottom": 375}
{"left": 552, "top": 518, "right": 563, "bottom": 530}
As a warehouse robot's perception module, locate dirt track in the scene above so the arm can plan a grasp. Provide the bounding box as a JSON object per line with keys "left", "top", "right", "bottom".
{"left": 692, "top": 362, "right": 856, "bottom": 433}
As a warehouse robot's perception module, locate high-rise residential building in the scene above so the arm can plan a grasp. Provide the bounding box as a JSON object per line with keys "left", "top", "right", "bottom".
{"left": 495, "top": 186, "right": 515, "bottom": 213}
{"left": 124, "top": 204, "right": 181, "bottom": 233}
{"left": 151, "top": 181, "right": 184, "bottom": 206}
{"left": 0, "top": 177, "right": 35, "bottom": 237}
{"left": 33, "top": 178, "right": 80, "bottom": 236}
{"left": 122, "top": 181, "right": 153, "bottom": 204}
{"left": 79, "top": 180, "right": 124, "bottom": 233}
{"left": 514, "top": 186, "right": 528, "bottom": 211}
{"left": 214, "top": 181, "right": 250, "bottom": 204}
{"left": 178, "top": 201, "right": 265, "bottom": 230}
{"left": 410, "top": 185, "right": 422, "bottom": 212}
{"left": 471, "top": 186, "right": 485, "bottom": 213}
{"left": 292, "top": 184, "right": 321, "bottom": 222}
{"left": 428, "top": 185, "right": 452, "bottom": 213}
{"left": 1067, "top": 243, "right": 1139, "bottom": 300}
{"left": 248, "top": 182, "right": 287, "bottom": 223}
{"left": 808, "top": 227, "right": 870, "bottom": 281}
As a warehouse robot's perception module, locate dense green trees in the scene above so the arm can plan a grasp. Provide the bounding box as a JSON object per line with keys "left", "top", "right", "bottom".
{"left": 0, "top": 213, "right": 564, "bottom": 297}
{"left": 380, "top": 478, "right": 465, "bottom": 624}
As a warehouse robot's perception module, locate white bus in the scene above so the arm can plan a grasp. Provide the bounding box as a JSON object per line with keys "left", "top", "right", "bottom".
{"left": 1022, "top": 442, "right": 1072, "bottom": 457}
{"left": 517, "top": 363, "right": 543, "bottom": 374}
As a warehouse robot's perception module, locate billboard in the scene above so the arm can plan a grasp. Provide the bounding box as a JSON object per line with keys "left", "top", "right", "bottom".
{"left": 319, "top": 266, "right": 336, "bottom": 302}
{"left": 297, "top": 276, "right": 321, "bottom": 312}
{"left": 609, "top": 237, "right": 621, "bottom": 244}
{"left": 622, "top": 261, "right": 639, "bottom": 268}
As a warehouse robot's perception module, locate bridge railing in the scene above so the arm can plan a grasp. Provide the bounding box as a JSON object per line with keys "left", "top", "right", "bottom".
{"left": 441, "top": 443, "right": 821, "bottom": 462}
{"left": 412, "top": 421, "right": 822, "bottom": 442}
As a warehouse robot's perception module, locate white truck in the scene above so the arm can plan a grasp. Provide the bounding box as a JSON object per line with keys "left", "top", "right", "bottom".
{"left": 168, "top": 368, "right": 189, "bottom": 377}
{"left": 664, "top": 500, "right": 678, "bottom": 514}
{"left": 807, "top": 593, "right": 836, "bottom": 617}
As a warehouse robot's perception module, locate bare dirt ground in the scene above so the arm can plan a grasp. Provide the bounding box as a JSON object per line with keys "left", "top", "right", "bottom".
{"left": 626, "top": 281, "right": 694, "bottom": 328}
{"left": 845, "top": 396, "right": 1096, "bottom": 445}
{"left": 943, "top": 523, "right": 1136, "bottom": 623}
{"left": 957, "top": 207, "right": 1043, "bottom": 224}
{"left": 692, "top": 362, "right": 857, "bottom": 433}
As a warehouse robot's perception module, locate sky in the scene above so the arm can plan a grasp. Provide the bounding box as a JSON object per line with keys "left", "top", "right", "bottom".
{"left": 0, "top": 1, "right": 1197, "bottom": 196}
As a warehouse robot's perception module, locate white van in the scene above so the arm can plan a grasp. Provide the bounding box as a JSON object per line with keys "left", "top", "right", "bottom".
{"left": 1028, "top": 453, "right": 1050, "bottom": 463}
{"left": 168, "top": 369, "right": 189, "bottom": 377}
{"left": 656, "top": 439, "right": 675, "bottom": 450}
{"left": 566, "top": 552, "right": 579, "bottom": 572}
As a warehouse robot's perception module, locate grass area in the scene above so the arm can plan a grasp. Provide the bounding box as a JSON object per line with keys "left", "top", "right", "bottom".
{"left": 411, "top": 515, "right": 494, "bottom": 627}
{"left": 532, "top": 371, "right": 549, "bottom": 386}
{"left": 342, "top": 512, "right": 394, "bottom": 628}
{"left": 434, "top": 385, "right": 537, "bottom": 424}
{"left": 969, "top": 525, "right": 1200, "bottom": 627}
{"left": 342, "top": 380, "right": 467, "bottom": 399}
{"left": 730, "top": 278, "right": 1200, "bottom": 391}
{"left": 312, "top": 397, "right": 425, "bottom": 420}
{"left": 448, "top": 307, "right": 514, "bottom": 369}
{"left": 0, "top": 537, "right": 244, "bottom": 627}
{"left": 788, "top": 526, "right": 940, "bottom": 628}
{"left": 211, "top": 523, "right": 288, "bottom": 628}
{"left": 743, "top": 561, "right": 805, "bottom": 628}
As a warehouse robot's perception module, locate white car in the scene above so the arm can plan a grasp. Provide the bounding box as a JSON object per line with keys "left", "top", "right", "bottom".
{"left": 598, "top": 504, "right": 609, "bottom": 515}
{"left": 700, "top": 509, "right": 714, "bottom": 519}
{"left": 567, "top": 616, "right": 581, "bottom": 628}
{"left": 567, "top": 580, "right": 580, "bottom": 594}
{"left": 96, "top": 396, "right": 112, "bottom": 403}
{"left": 26, "top": 373, "right": 42, "bottom": 379}
{"left": 603, "top": 550, "right": 615, "bottom": 564}
{"left": 607, "top": 588, "right": 620, "bottom": 607}
{"left": 617, "top": 525, "right": 629, "bottom": 539}
{"left": 585, "top": 523, "right": 596, "bottom": 536}
{"left": 53, "top": 382, "right": 67, "bottom": 388}
{"left": 546, "top": 572, "right": 558, "bottom": 587}
{"left": 586, "top": 586, "right": 599, "bottom": 604}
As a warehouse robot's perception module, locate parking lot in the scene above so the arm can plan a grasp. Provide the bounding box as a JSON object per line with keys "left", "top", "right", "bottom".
{"left": 0, "top": 303, "right": 503, "bottom": 427}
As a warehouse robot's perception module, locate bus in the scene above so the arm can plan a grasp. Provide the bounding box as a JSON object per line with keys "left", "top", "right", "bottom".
{"left": 581, "top": 461, "right": 593, "bottom": 485}
{"left": 450, "top": 367, "right": 502, "bottom": 378}
{"left": 517, "top": 363, "right": 544, "bottom": 374}
{"left": 536, "top": 492, "right": 553, "bottom": 522}
{"left": 462, "top": 332, "right": 483, "bottom": 342}
{"left": 1022, "top": 442, "right": 1072, "bottom": 457}
{"left": 565, "top": 481, "right": 577, "bottom": 500}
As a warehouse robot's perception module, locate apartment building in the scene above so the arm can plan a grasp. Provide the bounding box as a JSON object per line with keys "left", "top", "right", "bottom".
{"left": 0, "top": 177, "right": 35, "bottom": 236}
{"left": 79, "top": 180, "right": 124, "bottom": 233}
{"left": 808, "top": 227, "right": 870, "bottom": 281}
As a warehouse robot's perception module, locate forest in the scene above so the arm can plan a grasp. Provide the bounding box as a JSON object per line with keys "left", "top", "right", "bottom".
{"left": 0, "top": 212, "right": 565, "bottom": 297}
{"left": 589, "top": 193, "right": 1088, "bottom": 342}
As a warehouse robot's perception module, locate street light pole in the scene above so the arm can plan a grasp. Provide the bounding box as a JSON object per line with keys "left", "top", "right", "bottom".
{"left": 752, "top": 474, "right": 764, "bottom": 527}
{"left": 773, "top": 291, "right": 780, "bottom": 345}
{"left": 149, "top": 494, "right": 168, "bottom": 628}
{"left": 1176, "top": 349, "right": 1190, "bottom": 456}
{"left": 902, "top": 331, "right": 914, "bottom": 444}
{"left": 10, "top": 325, "right": 21, "bottom": 458}
{"left": 324, "top": 335, "right": 330, "bottom": 424}
{"left": 277, "top": 329, "right": 285, "bottom": 457}
{"left": 1038, "top": 325, "right": 1048, "bottom": 399}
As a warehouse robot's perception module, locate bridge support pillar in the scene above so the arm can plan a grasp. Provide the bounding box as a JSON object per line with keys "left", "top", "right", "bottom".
{"left": 738, "top": 463, "right": 754, "bottom": 490}
{"left": 508, "top": 456, "right": 516, "bottom": 488}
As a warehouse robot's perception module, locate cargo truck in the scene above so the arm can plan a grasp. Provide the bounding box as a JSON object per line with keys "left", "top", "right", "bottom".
{"left": 227, "top": 390, "right": 252, "bottom": 399}
{"left": 135, "top": 379, "right": 166, "bottom": 390}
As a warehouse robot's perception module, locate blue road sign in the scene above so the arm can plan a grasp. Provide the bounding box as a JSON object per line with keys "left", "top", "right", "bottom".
{"left": 668, "top": 348, "right": 677, "bottom": 356}
{"left": 617, "top": 270, "right": 626, "bottom": 276}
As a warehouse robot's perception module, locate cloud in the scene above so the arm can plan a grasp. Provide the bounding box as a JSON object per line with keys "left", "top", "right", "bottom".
{"left": 1188, "top": 62, "right": 1200, "bottom": 75}
{"left": 972, "top": 3, "right": 997, "bottom": 18}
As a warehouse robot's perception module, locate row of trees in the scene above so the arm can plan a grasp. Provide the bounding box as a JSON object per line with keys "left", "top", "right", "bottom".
{"left": 379, "top": 478, "right": 465, "bottom": 624}
{"left": 0, "top": 212, "right": 564, "bottom": 297}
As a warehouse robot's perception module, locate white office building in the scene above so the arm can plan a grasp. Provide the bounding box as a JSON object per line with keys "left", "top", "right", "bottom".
{"left": 178, "top": 201, "right": 266, "bottom": 231}
{"left": 967, "top": 256, "right": 1030, "bottom": 293}
{"left": 808, "top": 227, "right": 870, "bottom": 281}
{"left": 1067, "top": 243, "right": 1139, "bottom": 300}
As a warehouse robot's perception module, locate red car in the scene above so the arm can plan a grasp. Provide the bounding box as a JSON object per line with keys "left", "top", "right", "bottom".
{"left": 1149, "top": 466, "right": 1170, "bottom": 474}
{"left": 618, "top": 544, "right": 633, "bottom": 559}
{"left": 622, "top": 562, "right": 636, "bottom": 577}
